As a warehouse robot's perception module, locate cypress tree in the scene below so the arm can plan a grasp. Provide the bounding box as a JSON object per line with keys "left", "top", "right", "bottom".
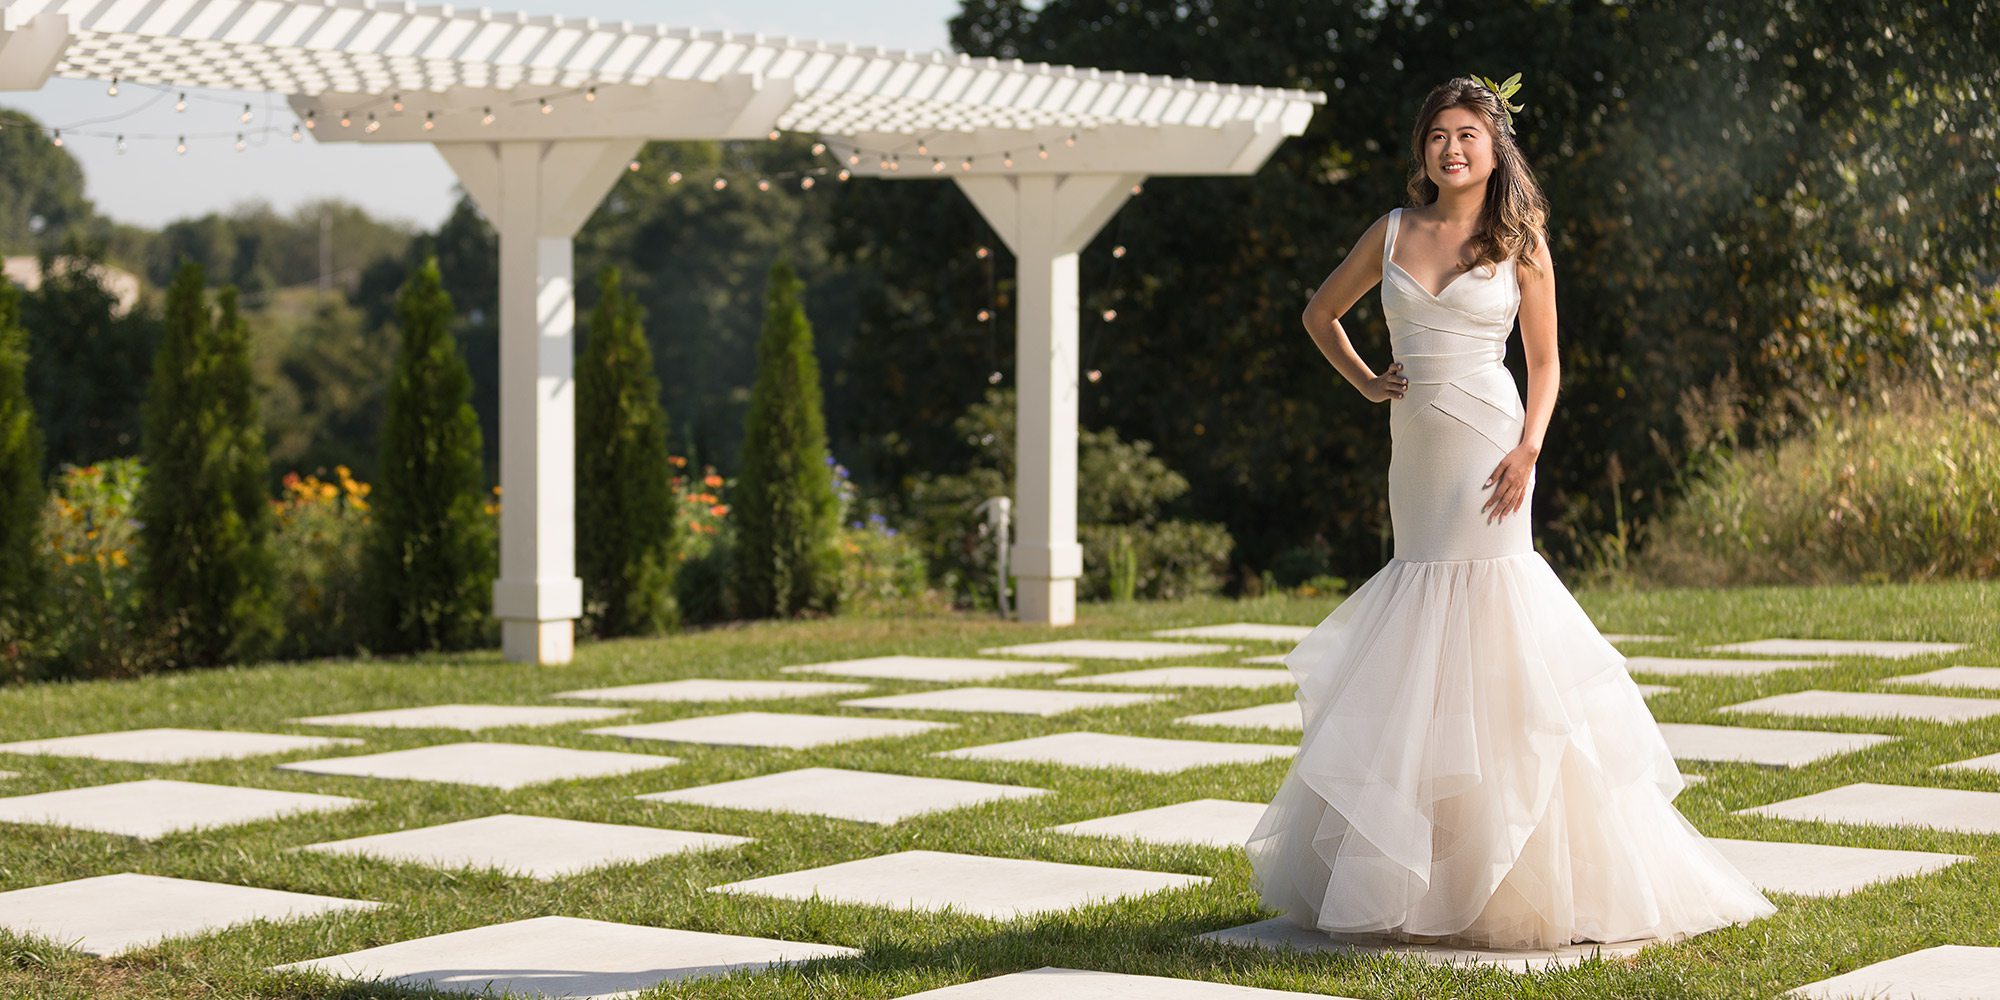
{"left": 576, "top": 267, "right": 679, "bottom": 636}
{"left": 734, "top": 257, "right": 840, "bottom": 617}
{"left": 364, "top": 256, "right": 495, "bottom": 652}
{"left": 135, "top": 262, "right": 280, "bottom": 667}
{"left": 0, "top": 277, "right": 46, "bottom": 667}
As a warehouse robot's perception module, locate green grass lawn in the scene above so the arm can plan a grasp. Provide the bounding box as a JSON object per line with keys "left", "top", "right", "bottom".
{"left": 1, "top": 580, "right": 1997, "bottom": 999}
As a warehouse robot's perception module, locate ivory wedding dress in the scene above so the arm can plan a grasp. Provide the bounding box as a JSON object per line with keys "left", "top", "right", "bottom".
{"left": 1243, "top": 207, "right": 1777, "bottom": 949}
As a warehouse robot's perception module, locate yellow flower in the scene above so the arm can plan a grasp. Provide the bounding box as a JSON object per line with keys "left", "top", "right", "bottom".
{"left": 85, "top": 529, "right": 98, "bottom": 541}
{"left": 110, "top": 549, "right": 128, "bottom": 567}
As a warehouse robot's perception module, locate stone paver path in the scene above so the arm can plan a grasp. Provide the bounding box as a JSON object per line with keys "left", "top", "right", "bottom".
{"left": 1786, "top": 944, "right": 2000, "bottom": 999}
{"left": 1055, "top": 667, "right": 1293, "bottom": 690}
{"left": 934, "top": 732, "right": 1294, "bottom": 774}
{"left": 841, "top": 687, "right": 1168, "bottom": 717}
{"left": 980, "top": 640, "right": 1236, "bottom": 660}
{"left": 585, "top": 712, "right": 952, "bottom": 750}
{"left": 556, "top": 679, "right": 870, "bottom": 703}
{"left": 277, "top": 743, "right": 678, "bottom": 791}
{"left": 1706, "top": 639, "right": 1967, "bottom": 660}
{"left": 291, "top": 704, "right": 631, "bottom": 731}
{"left": 1717, "top": 690, "right": 2000, "bottom": 724}
{"left": 1734, "top": 782, "right": 2000, "bottom": 836}
{"left": 898, "top": 967, "right": 1354, "bottom": 998}
{"left": 0, "top": 778, "right": 364, "bottom": 840}
{"left": 0, "top": 872, "right": 376, "bottom": 956}
{"left": 1048, "top": 799, "right": 1268, "bottom": 849}
{"left": 1152, "top": 624, "right": 1311, "bottom": 643}
{"left": 1655, "top": 723, "right": 1895, "bottom": 768}
{"left": 302, "top": 813, "right": 753, "bottom": 879}
{"left": 640, "top": 767, "right": 1048, "bottom": 825}
{"left": 711, "top": 849, "right": 1207, "bottom": 920}
{"left": 0, "top": 728, "right": 360, "bottom": 764}
{"left": 782, "top": 656, "right": 1074, "bottom": 683}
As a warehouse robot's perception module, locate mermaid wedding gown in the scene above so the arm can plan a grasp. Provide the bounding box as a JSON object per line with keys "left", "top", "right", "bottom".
{"left": 1243, "top": 207, "right": 1777, "bottom": 950}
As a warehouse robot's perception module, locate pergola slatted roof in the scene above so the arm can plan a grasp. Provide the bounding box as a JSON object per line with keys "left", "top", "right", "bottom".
{"left": 7, "top": 0, "right": 1322, "bottom": 136}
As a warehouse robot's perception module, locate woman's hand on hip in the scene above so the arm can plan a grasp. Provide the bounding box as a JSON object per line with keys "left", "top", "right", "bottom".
{"left": 1361, "top": 362, "right": 1408, "bottom": 403}
{"left": 1482, "top": 444, "right": 1538, "bottom": 523}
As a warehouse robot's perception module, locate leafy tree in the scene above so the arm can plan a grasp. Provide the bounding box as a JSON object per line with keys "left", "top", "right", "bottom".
{"left": 0, "top": 276, "right": 46, "bottom": 677}
{"left": 576, "top": 267, "right": 680, "bottom": 636}
{"left": 135, "top": 262, "right": 281, "bottom": 667}
{"left": 18, "top": 245, "right": 157, "bottom": 473}
{"left": 363, "top": 257, "right": 495, "bottom": 652}
{"left": 733, "top": 257, "right": 841, "bottom": 617}
{"left": 0, "top": 107, "right": 101, "bottom": 254}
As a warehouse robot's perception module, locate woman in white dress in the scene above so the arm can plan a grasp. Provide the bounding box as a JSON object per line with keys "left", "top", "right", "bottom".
{"left": 1243, "top": 75, "right": 1778, "bottom": 950}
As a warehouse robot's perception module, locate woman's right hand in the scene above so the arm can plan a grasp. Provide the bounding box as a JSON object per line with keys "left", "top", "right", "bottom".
{"left": 1361, "top": 361, "right": 1409, "bottom": 403}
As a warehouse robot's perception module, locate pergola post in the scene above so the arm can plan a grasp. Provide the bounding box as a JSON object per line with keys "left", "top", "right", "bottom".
{"left": 436, "top": 138, "right": 642, "bottom": 664}
{"left": 956, "top": 172, "right": 1142, "bottom": 625}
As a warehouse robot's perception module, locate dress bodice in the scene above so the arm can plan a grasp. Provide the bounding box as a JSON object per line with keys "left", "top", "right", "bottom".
{"left": 1382, "top": 206, "right": 1521, "bottom": 386}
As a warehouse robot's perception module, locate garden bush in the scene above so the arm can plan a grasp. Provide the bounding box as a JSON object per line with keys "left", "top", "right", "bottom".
{"left": 270, "top": 467, "right": 374, "bottom": 660}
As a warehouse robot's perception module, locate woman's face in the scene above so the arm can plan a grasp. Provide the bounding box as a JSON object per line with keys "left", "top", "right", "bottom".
{"left": 1425, "top": 106, "right": 1494, "bottom": 191}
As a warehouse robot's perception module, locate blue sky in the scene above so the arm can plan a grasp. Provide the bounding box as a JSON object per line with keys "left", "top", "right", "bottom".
{"left": 1, "top": 1, "right": 962, "bottom": 230}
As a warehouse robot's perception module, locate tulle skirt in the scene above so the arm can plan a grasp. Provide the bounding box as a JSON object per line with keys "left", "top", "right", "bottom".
{"left": 1244, "top": 551, "right": 1778, "bottom": 950}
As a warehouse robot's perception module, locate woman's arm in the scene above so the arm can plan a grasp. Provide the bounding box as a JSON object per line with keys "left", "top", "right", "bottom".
{"left": 1302, "top": 212, "right": 1405, "bottom": 401}
{"left": 1482, "top": 228, "right": 1559, "bottom": 523}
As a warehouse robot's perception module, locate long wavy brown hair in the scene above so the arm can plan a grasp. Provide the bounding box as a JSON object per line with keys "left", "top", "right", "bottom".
{"left": 1403, "top": 76, "right": 1550, "bottom": 281}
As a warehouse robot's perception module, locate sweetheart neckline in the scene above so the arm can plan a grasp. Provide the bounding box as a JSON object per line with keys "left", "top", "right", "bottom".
{"left": 1385, "top": 206, "right": 1516, "bottom": 302}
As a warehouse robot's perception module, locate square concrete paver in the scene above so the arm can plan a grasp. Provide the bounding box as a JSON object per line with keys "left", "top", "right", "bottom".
{"left": 1056, "top": 667, "right": 1294, "bottom": 690}
{"left": 1624, "top": 657, "right": 1828, "bottom": 678}
{"left": 1787, "top": 945, "right": 2000, "bottom": 999}
{"left": 586, "top": 712, "right": 952, "bottom": 750}
{"left": 1174, "top": 703, "right": 1302, "bottom": 731}
{"left": 1635, "top": 684, "right": 1679, "bottom": 697}
{"left": 291, "top": 704, "right": 633, "bottom": 730}
{"left": 0, "top": 872, "right": 378, "bottom": 957}
{"left": 980, "top": 639, "right": 1235, "bottom": 660}
{"left": 1708, "top": 837, "right": 1972, "bottom": 897}
{"left": 277, "top": 743, "right": 678, "bottom": 791}
{"left": 556, "top": 679, "right": 871, "bottom": 703}
{"left": 934, "top": 732, "right": 1294, "bottom": 774}
{"left": 1656, "top": 723, "right": 1896, "bottom": 768}
{"left": 1602, "top": 633, "right": 1676, "bottom": 644}
{"left": 782, "top": 656, "right": 1074, "bottom": 683}
{"left": 1717, "top": 690, "right": 2000, "bottom": 724}
{"left": 1240, "top": 654, "right": 1288, "bottom": 664}
{"left": 1735, "top": 782, "right": 2000, "bottom": 835}
{"left": 1936, "top": 751, "right": 2000, "bottom": 775}
{"left": 301, "top": 814, "right": 753, "bottom": 880}
{"left": 640, "top": 767, "right": 1048, "bottom": 825}
{"left": 0, "top": 779, "right": 364, "bottom": 840}
{"left": 275, "top": 915, "right": 857, "bottom": 997}
{"left": 711, "top": 849, "right": 1207, "bottom": 920}
{"left": 1882, "top": 666, "right": 2000, "bottom": 692}
{"left": 0, "top": 728, "right": 361, "bottom": 764}
{"left": 1152, "top": 624, "right": 1312, "bottom": 643}
{"left": 1707, "top": 638, "right": 1969, "bottom": 660}
{"left": 1048, "top": 799, "right": 1268, "bottom": 849}
{"left": 1198, "top": 918, "right": 1661, "bottom": 972}
{"left": 841, "top": 687, "right": 1168, "bottom": 717}
{"left": 897, "top": 966, "right": 1352, "bottom": 998}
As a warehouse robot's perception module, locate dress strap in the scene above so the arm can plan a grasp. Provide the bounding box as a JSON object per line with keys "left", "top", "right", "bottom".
{"left": 1383, "top": 207, "right": 1401, "bottom": 276}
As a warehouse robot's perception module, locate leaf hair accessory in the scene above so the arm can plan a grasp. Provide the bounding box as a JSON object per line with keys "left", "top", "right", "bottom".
{"left": 1471, "top": 72, "right": 1524, "bottom": 134}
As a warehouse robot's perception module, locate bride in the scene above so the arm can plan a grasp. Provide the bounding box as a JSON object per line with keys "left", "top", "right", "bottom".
{"left": 1242, "top": 74, "right": 1777, "bottom": 950}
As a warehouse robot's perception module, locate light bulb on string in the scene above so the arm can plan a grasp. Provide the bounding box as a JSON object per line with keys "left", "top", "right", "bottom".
{"left": 1086, "top": 368, "right": 1102, "bottom": 383}
{"left": 1002, "top": 152, "right": 1014, "bottom": 168}
{"left": 235, "top": 133, "right": 246, "bottom": 152}
{"left": 668, "top": 171, "right": 683, "bottom": 184}
{"left": 878, "top": 156, "right": 891, "bottom": 171}
{"left": 1037, "top": 144, "right": 1049, "bottom": 159}
{"left": 106, "top": 77, "right": 118, "bottom": 97}
{"left": 799, "top": 176, "right": 815, "bottom": 189}
{"left": 988, "top": 371, "right": 1003, "bottom": 385}
{"left": 931, "top": 158, "right": 945, "bottom": 174}
{"left": 916, "top": 138, "right": 928, "bottom": 155}
{"left": 1131, "top": 182, "right": 1143, "bottom": 195}
{"left": 365, "top": 112, "right": 380, "bottom": 133}
{"left": 1101, "top": 308, "right": 1117, "bottom": 321}
{"left": 585, "top": 86, "right": 597, "bottom": 102}
{"left": 1065, "top": 132, "right": 1078, "bottom": 147}
{"left": 810, "top": 142, "right": 825, "bottom": 156}
{"left": 756, "top": 178, "right": 770, "bottom": 191}
{"left": 241, "top": 103, "right": 253, "bottom": 124}
{"left": 339, "top": 111, "right": 352, "bottom": 128}
{"left": 960, "top": 157, "right": 973, "bottom": 171}
{"left": 1111, "top": 245, "right": 1126, "bottom": 258}
{"left": 481, "top": 107, "right": 495, "bottom": 125}
{"left": 976, "top": 308, "right": 991, "bottom": 322}
{"left": 975, "top": 246, "right": 990, "bottom": 259}
{"left": 176, "top": 136, "right": 187, "bottom": 155}
{"left": 627, "top": 158, "right": 640, "bottom": 172}
{"left": 539, "top": 98, "right": 552, "bottom": 115}
{"left": 305, "top": 111, "right": 317, "bottom": 130}
{"left": 50, "top": 130, "right": 61, "bottom": 147}
{"left": 889, "top": 154, "right": 900, "bottom": 172}
{"left": 423, "top": 111, "right": 435, "bottom": 131}
{"left": 116, "top": 134, "right": 126, "bottom": 154}
{"left": 291, "top": 123, "right": 303, "bottom": 142}
{"left": 175, "top": 93, "right": 187, "bottom": 112}
{"left": 847, "top": 152, "right": 860, "bottom": 165}
{"left": 768, "top": 129, "right": 780, "bottom": 140}
{"left": 391, "top": 93, "right": 403, "bottom": 112}
{"left": 836, "top": 168, "right": 851, "bottom": 181}
{"left": 712, "top": 177, "right": 727, "bottom": 190}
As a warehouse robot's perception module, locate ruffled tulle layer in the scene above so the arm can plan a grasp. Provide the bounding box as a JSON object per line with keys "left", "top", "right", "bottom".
{"left": 1244, "top": 551, "right": 1777, "bottom": 950}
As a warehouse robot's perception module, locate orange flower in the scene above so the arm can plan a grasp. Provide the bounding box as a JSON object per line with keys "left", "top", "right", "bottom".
{"left": 703, "top": 474, "right": 723, "bottom": 488}
{"left": 708, "top": 504, "right": 729, "bottom": 516}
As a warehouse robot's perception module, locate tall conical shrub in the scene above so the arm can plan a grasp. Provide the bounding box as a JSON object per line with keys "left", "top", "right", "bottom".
{"left": 364, "top": 256, "right": 495, "bottom": 652}
{"left": 135, "top": 262, "right": 280, "bottom": 667}
{"left": 734, "top": 257, "right": 840, "bottom": 617}
{"left": 0, "top": 277, "right": 46, "bottom": 673}
{"left": 576, "top": 267, "right": 679, "bottom": 637}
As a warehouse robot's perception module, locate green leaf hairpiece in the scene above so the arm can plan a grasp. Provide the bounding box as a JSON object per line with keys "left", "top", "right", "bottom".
{"left": 1471, "top": 72, "right": 1525, "bottom": 133}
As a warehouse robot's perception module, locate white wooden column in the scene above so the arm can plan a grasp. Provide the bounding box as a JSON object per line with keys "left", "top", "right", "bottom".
{"left": 955, "top": 172, "right": 1142, "bottom": 625}
{"left": 436, "top": 138, "right": 642, "bottom": 664}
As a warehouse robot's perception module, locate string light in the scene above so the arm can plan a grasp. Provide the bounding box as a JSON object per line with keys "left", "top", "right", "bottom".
{"left": 1086, "top": 368, "right": 1102, "bottom": 383}
{"left": 585, "top": 86, "right": 597, "bottom": 102}
{"left": 175, "top": 136, "right": 186, "bottom": 155}
{"left": 916, "top": 138, "right": 929, "bottom": 155}
{"left": 931, "top": 158, "right": 945, "bottom": 173}
{"left": 756, "top": 178, "right": 770, "bottom": 191}
{"left": 667, "top": 171, "right": 682, "bottom": 184}
{"left": 364, "top": 112, "right": 380, "bottom": 133}
{"left": 627, "top": 158, "right": 640, "bottom": 172}
{"left": 538, "top": 98, "right": 551, "bottom": 115}
{"left": 768, "top": 129, "right": 780, "bottom": 140}
{"left": 240, "top": 103, "right": 252, "bottom": 124}
{"left": 977, "top": 308, "right": 991, "bottom": 322}
{"left": 847, "top": 152, "right": 860, "bottom": 165}
{"left": 960, "top": 157, "right": 973, "bottom": 171}
{"left": 115, "top": 134, "right": 125, "bottom": 154}
{"left": 836, "top": 168, "right": 850, "bottom": 181}
{"left": 391, "top": 93, "right": 403, "bottom": 112}
{"left": 975, "top": 246, "right": 990, "bottom": 259}
{"left": 1037, "top": 144, "right": 1049, "bottom": 159}
{"left": 50, "top": 130, "right": 61, "bottom": 147}
{"left": 339, "top": 111, "right": 351, "bottom": 128}
{"left": 106, "top": 77, "right": 118, "bottom": 97}
{"left": 1003, "top": 151, "right": 1014, "bottom": 167}
{"left": 304, "top": 110, "right": 316, "bottom": 130}
{"left": 1101, "top": 308, "right": 1117, "bottom": 321}
{"left": 1112, "top": 245, "right": 1126, "bottom": 258}
{"left": 810, "top": 142, "right": 825, "bottom": 156}
{"left": 712, "top": 177, "right": 727, "bottom": 190}
{"left": 482, "top": 107, "right": 495, "bottom": 125}
{"left": 175, "top": 93, "right": 186, "bottom": 112}
{"left": 235, "top": 132, "right": 246, "bottom": 151}
{"left": 1065, "top": 131, "right": 1078, "bottom": 147}
{"left": 423, "top": 111, "right": 435, "bottom": 130}
{"left": 988, "top": 371, "right": 1003, "bottom": 384}
{"left": 799, "top": 176, "right": 814, "bottom": 189}
{"left": 291, "top": 123, "right": 302, "bottom": 141}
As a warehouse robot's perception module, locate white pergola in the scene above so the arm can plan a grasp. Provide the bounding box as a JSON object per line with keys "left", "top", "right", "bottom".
{"left": 0, "top": 0, "right": 1323, "bottom": 664}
